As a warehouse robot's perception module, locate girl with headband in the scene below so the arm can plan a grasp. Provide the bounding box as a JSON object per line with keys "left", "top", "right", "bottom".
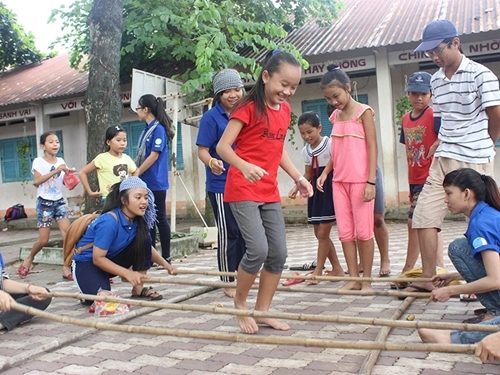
{"left": 72, "top": 177, "right": 175, "bottom": 303}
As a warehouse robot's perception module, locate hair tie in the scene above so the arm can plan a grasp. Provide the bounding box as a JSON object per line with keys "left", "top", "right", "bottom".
{"left": 481, "top": 174, "right": 487, "bottom": 182}
{"left": 115, "top": 125, "right": 121, "bottom": 131}
{"left": 272, "top": 49, "right": 282, "bottom": 56}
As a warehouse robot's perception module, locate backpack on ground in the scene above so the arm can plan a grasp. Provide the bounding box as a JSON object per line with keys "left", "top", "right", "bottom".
{"left": 63, "top": 211, "right": 117, "bottom": 267}
{"left": 4, "top": 204, "right": 28, "bottom": 222}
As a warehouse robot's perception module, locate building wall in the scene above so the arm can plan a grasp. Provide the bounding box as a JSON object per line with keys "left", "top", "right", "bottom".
{"left": 1, "top": 35, "right": 500, "bottom": 216}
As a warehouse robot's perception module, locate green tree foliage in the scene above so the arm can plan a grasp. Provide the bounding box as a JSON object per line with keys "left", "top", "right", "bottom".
{"left": 50, "top": 0, "right": 342, "bottom": 92}
{"left": 0, "top": 2, "right": 42, "bottom": 72}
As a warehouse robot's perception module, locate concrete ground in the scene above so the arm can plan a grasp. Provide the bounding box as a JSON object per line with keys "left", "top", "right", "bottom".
{"left": 1, "top": 217, "right": 499, "bottom": 375}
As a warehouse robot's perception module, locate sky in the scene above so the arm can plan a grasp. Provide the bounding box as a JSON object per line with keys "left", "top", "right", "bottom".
{"left": 2, "top": 0, "right": 67, "bottom": 52}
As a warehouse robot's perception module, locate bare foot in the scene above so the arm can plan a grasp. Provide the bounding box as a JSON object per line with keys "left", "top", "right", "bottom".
{"left": 379, "top": 261, "right": 391, "bottom": 276}
{"left": 361, "top": 282, "right": 373, "bottom": 291}
{"left": 340, "top": 281, "right": 362, "bottom": 290}
{"left": 325, "top": 268, "right": 345, "bottom": 277}
{"left": 418, "top": 328, "right": 452, "bottom": 343}
{"left": 223, "top": 287, "right": 236, "bottom": 298}
{"left": 234, "top": 299, "right": 258, "bottom": 334}
{"left": 255, "top": 317, "right": 290, "bottom": 331}
{"left": 306, "top": 270, "right": 321, "bottom": 285}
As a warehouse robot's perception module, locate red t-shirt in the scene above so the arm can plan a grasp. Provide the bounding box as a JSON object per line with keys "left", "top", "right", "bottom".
{"left": 401, "top": 106, "right": 437, "bottom": 184}
{"left": 224, "top": 101, "right": 291, "bottom": 203}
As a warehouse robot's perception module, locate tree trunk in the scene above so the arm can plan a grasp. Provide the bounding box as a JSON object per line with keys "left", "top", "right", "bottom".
{"left": 83, "top": 0, "right": 123, "bottom": 213}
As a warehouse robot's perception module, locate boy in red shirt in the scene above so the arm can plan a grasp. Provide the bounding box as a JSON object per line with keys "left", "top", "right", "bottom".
{"left": 398, "top": 72, "right": 442, "bottom": 279}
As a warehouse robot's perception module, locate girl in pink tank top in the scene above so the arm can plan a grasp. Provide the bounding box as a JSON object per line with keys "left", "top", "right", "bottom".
{"left": 317, "top": 64, "right": 378, "bottom": 291}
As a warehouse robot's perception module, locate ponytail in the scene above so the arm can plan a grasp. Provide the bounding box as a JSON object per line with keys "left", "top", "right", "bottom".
{"left": 443, "top": 168, "right": 500, "bottom": 211}
{"left": 321, "top": 64, "right": 350, "bottom": 90}
{"left": 138, "top": 94, "right": 173, "bottom": 140}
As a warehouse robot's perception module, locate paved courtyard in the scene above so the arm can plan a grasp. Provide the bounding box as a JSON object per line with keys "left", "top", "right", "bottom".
{"left": 1, "top": 219, "right": 500, "bottom": 374}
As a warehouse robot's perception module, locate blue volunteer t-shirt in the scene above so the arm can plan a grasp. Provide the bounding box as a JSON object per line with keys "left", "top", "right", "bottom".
{"left": 139, "top": 120, "right": 169, "bottom": 191}
{"left": 72, "top": 209, "right": 138, "bottom": 262}
{"left": 196, "top": 102, "right": 231, "bottom": 193}
{"left": 465, "top": 201, "right": 500, "bottom": 260}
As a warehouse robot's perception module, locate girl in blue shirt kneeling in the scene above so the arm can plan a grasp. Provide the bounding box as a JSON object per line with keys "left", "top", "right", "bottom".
{"left": 73, "top": 177, "right": 175, "bottom": 304}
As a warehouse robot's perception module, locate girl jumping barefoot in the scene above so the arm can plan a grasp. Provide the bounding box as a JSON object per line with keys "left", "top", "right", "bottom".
{"left": 217, "top": 50, "right": 312, "bottom": 334}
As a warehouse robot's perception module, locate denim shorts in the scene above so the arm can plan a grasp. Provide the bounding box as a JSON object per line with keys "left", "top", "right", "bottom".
{"left": 451, "top": 316, "right": 500, "bottom": 344}
{"left": 36, "top": 197, "right": 68, "bottom": 228}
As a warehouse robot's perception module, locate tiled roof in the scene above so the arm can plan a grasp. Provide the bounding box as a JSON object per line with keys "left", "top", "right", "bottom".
{"left": 0, "top": 54, "right": 88, "bottom": 107}
{"left": 286, "top": 0, "right": 500, "bottom": 57}
{"left": 1, "top": 0, "right": 499, "bottom": 107}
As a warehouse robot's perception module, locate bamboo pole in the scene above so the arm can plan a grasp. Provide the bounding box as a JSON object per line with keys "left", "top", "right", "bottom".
{"left": 145, "top": 277, "right": 432, "bottom": 298}
{"left": 46, "top": 292, "right": 500, "bottom": 333}
{"left": 359, "top": 297, "right": 415, "bottom": 375}
{"left": 172, "top": 269, "right": 432, "bottom": 283}
{"left": 10, "top": 301, "right": 476, "bottom": 354}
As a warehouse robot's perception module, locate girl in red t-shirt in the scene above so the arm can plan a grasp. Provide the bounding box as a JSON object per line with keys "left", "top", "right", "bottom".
{"left": 217, "top": 50, "right": 313, "bottom": 334}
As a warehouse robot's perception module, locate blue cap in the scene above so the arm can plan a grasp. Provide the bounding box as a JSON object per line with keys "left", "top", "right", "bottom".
{"left": 414, "top": 20, "right": 458, "bottom": 52}
{"left": 405, "top": 72, "right": 432, "bottom": 93}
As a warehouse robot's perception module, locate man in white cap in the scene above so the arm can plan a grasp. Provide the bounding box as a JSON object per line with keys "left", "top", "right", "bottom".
{"left": 407, "top": 19, "right": 500, "bottom": 294}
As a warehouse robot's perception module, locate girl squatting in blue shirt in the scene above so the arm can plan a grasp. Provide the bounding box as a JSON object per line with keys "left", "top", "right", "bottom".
{"left": 418, "top": 168, "right": 500, "bottom": 345}
{"left": 72, "top": 177, "right": 175, "bottom": 304}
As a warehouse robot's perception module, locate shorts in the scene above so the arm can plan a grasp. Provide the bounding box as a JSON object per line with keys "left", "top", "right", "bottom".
{"left": 229, "top": 201, "right": 287, "bottom": 274}
{"left": 374, "top": 165, "right": 384, "bottom": 214}
{"left": 412, "top": 157, "right": 493, "bottom": 229}
{"left": 36, "top": 197, "right": 68, "bottom": 228}
{"left": 408, "top": 184, "right": 424, "bottom": 220}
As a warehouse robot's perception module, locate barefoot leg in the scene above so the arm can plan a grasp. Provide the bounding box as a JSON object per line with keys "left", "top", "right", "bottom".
{"left": 233, "top": 267, "right": 259, "bottom": 334}
{"left": 358, "top": 238, "right": 374, "bottom": 289}
{"left": 253, "top": 268, "right": 290, "bottom": 331}
{"left": 418, "top": 328, "right": 452, "bottom": 344}
{"left": 22, "top": 227, "right": 50, "bottom": 275}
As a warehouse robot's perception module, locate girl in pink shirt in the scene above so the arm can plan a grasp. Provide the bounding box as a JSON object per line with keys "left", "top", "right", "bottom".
{"left": 317, "top": 64, "right": 378, "bottom": 291}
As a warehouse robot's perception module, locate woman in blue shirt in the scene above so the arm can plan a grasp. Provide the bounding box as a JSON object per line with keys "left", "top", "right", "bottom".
{"left": 73, "top": 177, "right": 175, "bottom": 303}
{"left": 196, "top": 69, "right": 246, "bottom": 298}
{"left": 418, "top": 168, "right": 500, "bottom": 345}
{"left": 135, "top": 94, "right": 173, "bottom": 264}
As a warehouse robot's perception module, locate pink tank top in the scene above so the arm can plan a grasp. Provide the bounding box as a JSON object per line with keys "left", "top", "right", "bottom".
{"left": 329, "top": 104, "right": 374, "bottom": 183}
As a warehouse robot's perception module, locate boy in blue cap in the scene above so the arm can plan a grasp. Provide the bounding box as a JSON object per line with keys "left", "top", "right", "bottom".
{"left": 408, "top": 20, "right": 500, "bottom": 294}
{"left": 398, "top": 71, "right": 442, "bottom": 280}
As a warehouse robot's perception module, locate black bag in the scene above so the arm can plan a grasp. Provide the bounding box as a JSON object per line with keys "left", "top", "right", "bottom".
{"left": 4, "top": 204, "right": 28, "bottom": 221}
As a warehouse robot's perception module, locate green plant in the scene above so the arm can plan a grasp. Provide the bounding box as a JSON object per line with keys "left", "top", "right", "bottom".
{"left": 17, "top": 139, "right": 31, "bottom": 182}
{"left": 395, "top": 94, "right": 412, "bottom": 129}
{"left": 287, "top": 112, "right": 299, "bottom": 150}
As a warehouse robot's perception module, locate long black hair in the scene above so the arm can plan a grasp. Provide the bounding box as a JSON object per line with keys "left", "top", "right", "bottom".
{"left": 103, "top": 182, "right": 149, "bottom": 270}
{"left": 139, "top": 94, "right": 173, "bottom": 140}
{"left": 443, "top": 168, "right": 500, "bottom": 211}
{"left": 233, "top": 50, "right": 300, "bottom": 121}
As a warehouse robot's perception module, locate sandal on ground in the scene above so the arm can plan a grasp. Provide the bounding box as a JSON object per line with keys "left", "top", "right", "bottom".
{"left": 62, "top": 273, "right": 74, "bottom": 281}
{"left": 463, "top": 313, "right": 488, "bottom": 324}
{"left": 131, "top": 286, "right": 163, "bottom": 301}
{"left": 289, "top": 261, "right": 317, "bottom": 271}
{"left": 282, "top": 272, "right": 306, "bottom": 286}
{"left": 474, "top": 308, "right": 488, "bottom": 316}
{"left": 460, "top": 294, "right": 478, "bottom": 302}
{"left": 18, "top": 263, "right": 30, "bottom": 278}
